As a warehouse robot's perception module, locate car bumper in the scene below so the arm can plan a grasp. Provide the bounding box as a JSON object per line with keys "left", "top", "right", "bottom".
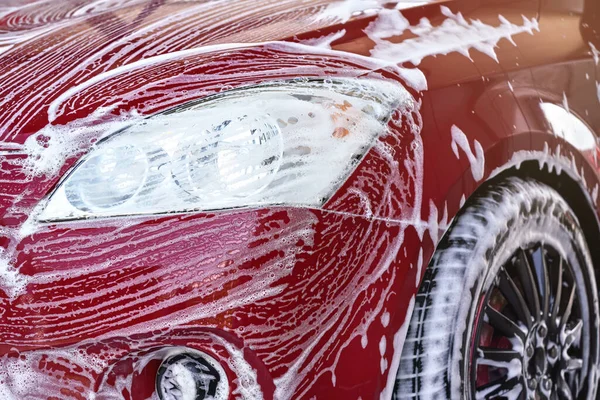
{"left": 1, "top": 206, "right": 422, "bottom": 399}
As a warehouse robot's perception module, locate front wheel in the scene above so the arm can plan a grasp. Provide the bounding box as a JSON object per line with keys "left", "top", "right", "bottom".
{"left": 395, "top": 178, "right": 600, "bottom": 399}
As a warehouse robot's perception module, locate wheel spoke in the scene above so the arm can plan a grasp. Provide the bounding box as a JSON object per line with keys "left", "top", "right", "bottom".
{"left": 498, "top": 268, "right": 533, "bottom": 328}
{"left": 539, "top": 247, "right": 551, "bottom": 318}
{"left": 557, "top": 373, "right": 574, "bottom": 400}
{"left": 562, "top": 319, "right": 583, "bottom": 350}
{"left": 550, "top": 258, "right": 564, "bottom": 331}
{"left": 538, "top": 385, "right": 552, "bottom": 400}
{"left": 485, "top": 306, "right": 526, "bottom": 341}
{"left": 567, "top": 319, "right": 583, "bottom": 339}
{"left": 564, "top": 358, "right": 583, "bottom": 371}
{"left": 516, "top": 249, "right": 541, "bottom": 321}
{"left": 476, "top": 376, "right": 523, "bottom": 399}
{"left": 477, "top": 347, "right": 522, "bottom": 365}
{"left": 559, "top": 284, "right": 577, "bottom": 332}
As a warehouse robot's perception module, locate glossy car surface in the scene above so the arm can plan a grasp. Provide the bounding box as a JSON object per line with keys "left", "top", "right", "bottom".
{"left": 0, "top": 0, "right": 599, "bottom": 398}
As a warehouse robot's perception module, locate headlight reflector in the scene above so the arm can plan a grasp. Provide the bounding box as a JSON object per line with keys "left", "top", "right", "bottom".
{"left": 64, "top": 145, "right": 149, "bottom": 210}
{"left": 172, "top": 114, "right": 284, "bottom": 200}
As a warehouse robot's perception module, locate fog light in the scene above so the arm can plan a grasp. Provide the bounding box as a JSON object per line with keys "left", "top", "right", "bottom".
{"left": 156, "top": 352, "right": 226, "bottom": 400}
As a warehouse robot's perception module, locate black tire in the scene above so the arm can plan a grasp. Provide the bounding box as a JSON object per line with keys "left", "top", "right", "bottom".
{"left": 394, "top": 177, "right": 600, "bottom": 399}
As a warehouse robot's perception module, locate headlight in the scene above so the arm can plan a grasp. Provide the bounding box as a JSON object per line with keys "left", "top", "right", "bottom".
{"left": 39, "top": 79, "right": 408, "bottom": 221}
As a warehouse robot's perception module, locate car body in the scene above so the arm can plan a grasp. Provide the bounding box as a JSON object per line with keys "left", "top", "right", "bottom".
{"left": 0, "top": 0, "right": 599, "bottom": 398}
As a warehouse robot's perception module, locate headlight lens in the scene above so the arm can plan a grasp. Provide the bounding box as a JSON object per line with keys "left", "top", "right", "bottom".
{"left": 40, "top": 79, "right": 408, "bottom": 221}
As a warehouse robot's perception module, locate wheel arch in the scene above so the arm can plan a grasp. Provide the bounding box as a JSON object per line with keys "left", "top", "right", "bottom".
{"left": 451, "top": 142, "right": 600, "bottom": 288}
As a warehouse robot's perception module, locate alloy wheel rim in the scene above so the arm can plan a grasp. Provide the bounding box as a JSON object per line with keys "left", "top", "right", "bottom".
{"left": 470, "top": 243, "right": 591, "bottom": 399}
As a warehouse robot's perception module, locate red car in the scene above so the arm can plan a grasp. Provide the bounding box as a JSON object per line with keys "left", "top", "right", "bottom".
{"left": 1, "top": 0, "right": 599, "bottom": 399}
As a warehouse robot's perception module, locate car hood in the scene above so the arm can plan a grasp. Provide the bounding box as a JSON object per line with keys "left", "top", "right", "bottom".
{"left": 0, "top": 0, "right": 393, "bottom": 146}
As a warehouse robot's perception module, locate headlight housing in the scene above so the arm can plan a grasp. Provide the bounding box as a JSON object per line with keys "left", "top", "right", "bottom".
{"left": 39, "top": 79, "right": 408, "bottom": 221}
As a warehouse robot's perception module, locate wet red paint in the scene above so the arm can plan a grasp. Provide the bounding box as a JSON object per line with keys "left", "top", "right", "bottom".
{"left": 0, "top": 0, "right": 599, "bottom": 398}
